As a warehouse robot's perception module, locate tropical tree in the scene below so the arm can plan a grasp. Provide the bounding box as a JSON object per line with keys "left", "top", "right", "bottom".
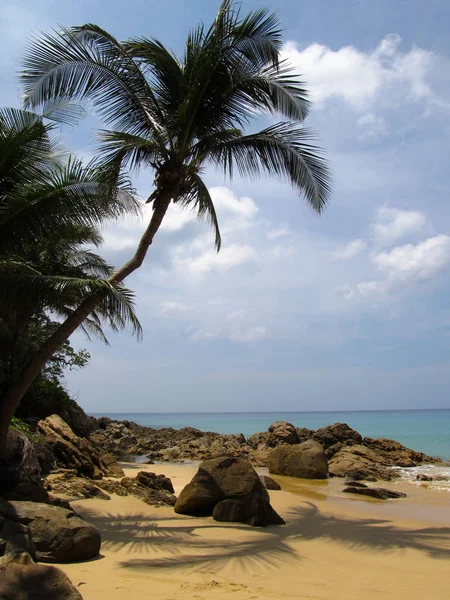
{"left": 0, "top": 107, "right": 141, "bottom": 452}
{"left": 1, "top": 0, "right": 332, "bottom": 452}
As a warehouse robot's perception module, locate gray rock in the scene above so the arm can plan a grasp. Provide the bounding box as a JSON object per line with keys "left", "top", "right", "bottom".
{"left": 268, "top": 441, "right": 328, "bottom": 479}
{"left": 267, "top": 422, "right": 299, "bottom": 447}
{"left": 0, "top": 501, "right": 101, "bottom": 563}
{"left": 0, "top": 515, "right": 36, "bottom": 560}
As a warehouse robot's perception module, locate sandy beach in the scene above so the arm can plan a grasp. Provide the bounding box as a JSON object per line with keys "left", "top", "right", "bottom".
{"left": 59, "top": 462, "right": 450, "bottom": 600}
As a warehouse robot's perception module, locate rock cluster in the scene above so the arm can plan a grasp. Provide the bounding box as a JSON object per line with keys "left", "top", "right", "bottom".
{"left": 89, "top": 418, "right": 437, "bottom": 482}
{"left": 174, "top": 456, "right": 284, "bottom": 526}
{"left": 37, "top": 414, "right": 124, "bottom": 480}
{"left": 98, "top": 470, "right": 177, "bottom": 507}
{"left": 343, "top": 483, "right": 407, "bottom": 500}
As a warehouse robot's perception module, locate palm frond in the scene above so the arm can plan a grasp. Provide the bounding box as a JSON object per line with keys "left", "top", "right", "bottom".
{"left": 207, "top": 122, "right": 332, "bottom": 213}
{"left": 177, "top": 173, "right": 221, "bottom": 250}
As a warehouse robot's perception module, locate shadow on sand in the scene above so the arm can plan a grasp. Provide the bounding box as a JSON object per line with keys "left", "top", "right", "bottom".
{"left": 77, "top": 501, "right": 450, "bottom": 572}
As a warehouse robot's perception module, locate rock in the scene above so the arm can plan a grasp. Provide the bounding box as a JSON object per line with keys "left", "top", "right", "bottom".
{"left": 344, "top": 480, "right": 368, "bottom": 488}
{"left": 0, "top": 515, "right": 36, "bottom": 559}
{"left": 313, "top": 423, "right": 362, "bottom": 458}
{"left": 416, "top": 474, "right": 433, "bottom": 482}
{"left": 260, "top": 475, "right": 281, "bottom": 490}
{"left": 37, "top": 415, "right": 123, "bottom": 480}
{"left": 0, "top": 551, "right": 83, "bottom": 599}
{"left": 97, "top": 471, "right": 176, "bottom": 506}
{"left": 213, "top": 497, "right": 285, "bottom": 526}
{"left": 175, "top": 456, "right": 284, "bottom": 526}
{"left": 363, "top": 437, "right": 436, "bottom": 467}
{"left": 0, "top": 430, "right": 48, "bottom": 502}
{"left": 268, "top": 441, "right": 328, "bottom": 479}
{"left": 328, "top": 445, "right": 396, "bottom": 481}
{"left": 0, "top": 501, "right": 101, "bottom": 563}
{"left": 267, "top": 422, "right": 299, "bottom": 447}
{"left": 343, "top": 486, "right": 407, "bottom": 499}
{"left": 33, "top": 443, "right": 55, "bottom": 476}
{"left": 44, "top": 473, "right": 111, "bottom": 501}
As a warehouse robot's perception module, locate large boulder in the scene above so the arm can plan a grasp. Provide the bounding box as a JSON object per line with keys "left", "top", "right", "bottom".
{"left": 0, "top": 430, "right": 48, "bottom": 502}
{"left": 0, "top": 514, "right": 36, "bottom": 559}
{"left": 37, "top": 415, "right": 124, "bottom": 480}
{"left": 267, "top": 422, "right": 299, "bottom": 447}
{"left": 363, "top": 437, "right": 436, "bottom": 467}
{"left": 0, "top": 551, "right": 83, "bottom": 599}
{"left": 0, "top": 501, "right": 101, "bottom": 563}
{"left": 268, "top": 441, "right": 328, "bottom": 479}
{"left": 174, "top": 456, "right": 284, "bottom": 526}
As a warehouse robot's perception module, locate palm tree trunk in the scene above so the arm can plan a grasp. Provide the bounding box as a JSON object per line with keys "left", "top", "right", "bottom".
{"left": 0, "top": 192, "right": 172, "bottom": 456}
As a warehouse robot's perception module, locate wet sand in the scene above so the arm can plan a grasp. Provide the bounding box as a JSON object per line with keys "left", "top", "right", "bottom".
{"left": 61, "top": 462, "right": 450, "bottom": 600}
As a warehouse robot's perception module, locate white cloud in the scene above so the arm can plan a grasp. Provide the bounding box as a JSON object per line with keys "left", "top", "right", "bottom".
{"left": 267, "top": 226, "right": 290, "bottom": 240}
{"left": 373, "top": 235, "right": 450, "bottom": 283}
{"left": 230, "top": 327, "right": 266, "bottom": 342}
{"left": 176, "top": 243, "right": 257, "bottom": 275}
{"left": 357, "top": 113, "right": 388, "bottom": 139}
{"left": 371, "top": 205, "right": 427, "bottom": 246}
{"left": 331, "top": 239, "right": 367, "bottom": 260}
{"left": 282, "top": 34, "right": 443, "bottom": 111}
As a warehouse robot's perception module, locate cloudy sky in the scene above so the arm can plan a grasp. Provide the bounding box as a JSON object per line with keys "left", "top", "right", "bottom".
{"left": 3, "top": 0, "right": 450, "bottom": 413}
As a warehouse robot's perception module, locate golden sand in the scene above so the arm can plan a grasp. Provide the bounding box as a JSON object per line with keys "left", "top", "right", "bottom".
{"left": 60, "top": 462, "right": 450, "bottom": 600}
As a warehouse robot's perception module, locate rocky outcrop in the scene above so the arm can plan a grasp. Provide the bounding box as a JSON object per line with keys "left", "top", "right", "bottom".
{"left": 343, "top": 484, "right": 407, "bottom": 499}
{"left": 0, "top": 501, "right": 101, "bottom": 563}
{"left": 268, "top": 441, "right": 328, "bottom": 479}
{"left": 97, "top": 471, "right": 176, "bottom": 507}
{"left": 44, "top": 472, "right": 111, "bottom": 501}
{"left": 175, "top": 456, "right": 284, "bottom": 526}
{"left": 37, "top": 415, "right": 124, "bottom": 480}
{"left": 0, "top": 430, "right": 49, "bottom": 502}
{"left": 362, "top": 437, "right": 435, "bottom": 467}
{"left": 0, "top": 551, "right": 83, "bottom": 599}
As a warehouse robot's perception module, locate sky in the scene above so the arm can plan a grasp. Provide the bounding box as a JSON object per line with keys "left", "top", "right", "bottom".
{"left": 2, "top": 0, "right": 450, "bottom": 413}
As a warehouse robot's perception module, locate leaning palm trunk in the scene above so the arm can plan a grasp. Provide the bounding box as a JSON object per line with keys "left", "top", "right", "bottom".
{"left": 1, "top": 1, "right": 332, "bottom": 453}
{"left": 0, "top": 192, "right": 170, "bottom": 455}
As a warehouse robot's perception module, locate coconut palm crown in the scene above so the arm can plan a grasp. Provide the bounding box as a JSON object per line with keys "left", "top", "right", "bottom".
{"left": 21, "top": 0, "right": 331, "bottom": 274}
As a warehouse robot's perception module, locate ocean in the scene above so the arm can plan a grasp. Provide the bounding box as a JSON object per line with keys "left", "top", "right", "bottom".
{"left": 92, "top": 409, "right": 450, "bottom": 461}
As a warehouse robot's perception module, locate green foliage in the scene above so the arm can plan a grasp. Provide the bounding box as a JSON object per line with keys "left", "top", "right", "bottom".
{"left": 10, "top": 416, "right": 39, "bottom": 441}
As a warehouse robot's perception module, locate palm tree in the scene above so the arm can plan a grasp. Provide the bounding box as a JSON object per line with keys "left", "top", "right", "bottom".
{"left": 0, "top": 107, "right": 141, "bottom": 451}
{"left": 2, "top": 0, "right": 331, "bottom": 450}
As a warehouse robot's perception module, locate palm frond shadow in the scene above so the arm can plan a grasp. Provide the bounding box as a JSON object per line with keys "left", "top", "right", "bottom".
{"left": 79, "top": 500, "right": 450, "bottom": 573}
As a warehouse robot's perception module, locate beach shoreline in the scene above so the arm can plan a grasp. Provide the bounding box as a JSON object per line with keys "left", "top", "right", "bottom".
{"left": 59, "top": 461, "right": 450, "bottom": 600}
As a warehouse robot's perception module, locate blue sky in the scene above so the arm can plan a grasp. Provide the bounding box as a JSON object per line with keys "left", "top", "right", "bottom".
{"left": 3, "top": 0, "right": 450, "bottom": 413}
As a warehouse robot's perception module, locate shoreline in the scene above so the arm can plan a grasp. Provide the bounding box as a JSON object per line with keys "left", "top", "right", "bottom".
{"left": 60, "top": 461, "right": 450, "bottom": 600}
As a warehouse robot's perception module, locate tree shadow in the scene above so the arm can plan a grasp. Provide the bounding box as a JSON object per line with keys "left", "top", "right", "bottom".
{"left": 77, "top": 500, "right": 450, "bottom": 573}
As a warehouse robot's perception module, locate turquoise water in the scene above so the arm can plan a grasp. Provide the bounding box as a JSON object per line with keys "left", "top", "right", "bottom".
{"left": 92, "top": 410, "right": 450, "bottom": 460}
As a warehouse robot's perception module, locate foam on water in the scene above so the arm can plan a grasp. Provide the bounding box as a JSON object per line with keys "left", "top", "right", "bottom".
{"left": 392, "top": 464, "right": 450, "bottom": 492}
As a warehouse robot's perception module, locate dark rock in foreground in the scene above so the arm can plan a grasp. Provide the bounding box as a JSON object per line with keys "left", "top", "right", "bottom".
{"left": 343, "top": 485, "right": 407, "bottom": 499}
{"left": 175, "top": 456, "right": 284, "bottom": 526}
{"left": 0, "top": 430, "right": 49, "bottom": 502}
{"left": 260, "top": 475, "right": 281, "bottom": 490}
{"left": 0, "top": 512, "right": 36, "bottom": 560}
{"left": 0, "top": 551, "right": 83, "bottom": 599}
{"left": 268, "top": 441, "right": 328, "bottom": 479}
{"left": 0, "top": 501, "right": 101, "bottom": 563}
